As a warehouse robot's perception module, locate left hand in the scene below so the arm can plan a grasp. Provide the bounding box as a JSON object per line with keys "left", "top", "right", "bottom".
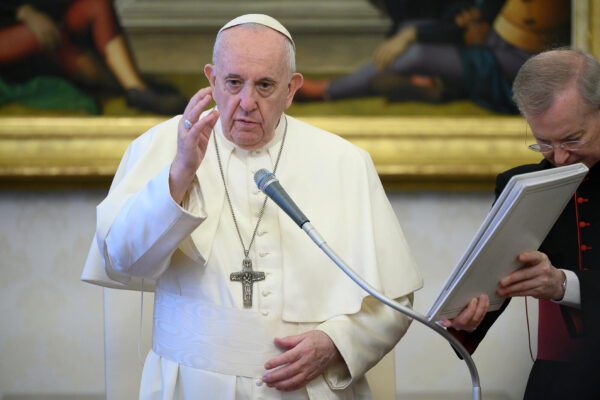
{"left": 496, "top": 251, "right": 565, "bottom": 300}
{"left": 440, "top": 293, "right": 489, "bottom": 332}
{"left": 262, "top": 330, "right": 342, "bottom": 391}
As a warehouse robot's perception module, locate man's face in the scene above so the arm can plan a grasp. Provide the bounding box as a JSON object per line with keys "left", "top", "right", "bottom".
{"left": 526, "top": 86, "right": 600, "bottom": 168}
{"left": 204, "top": 27, "right": 303, "bottom": 150}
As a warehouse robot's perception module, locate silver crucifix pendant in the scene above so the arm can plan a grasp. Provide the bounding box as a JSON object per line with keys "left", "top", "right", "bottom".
{"left": 230, "top": 257, "right": 265, "bottom": 308}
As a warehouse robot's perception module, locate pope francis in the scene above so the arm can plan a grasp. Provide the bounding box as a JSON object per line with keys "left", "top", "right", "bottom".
{"left": 82, "top": 13, "right": 423, "bottom": 400}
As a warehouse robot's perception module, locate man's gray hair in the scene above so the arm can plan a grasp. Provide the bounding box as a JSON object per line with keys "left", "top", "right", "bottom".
{"left": 512, "top": 48, "right": 600, "bottom": 116}
{"left": 212, "top": 23, "right": 296, "bottom": 76}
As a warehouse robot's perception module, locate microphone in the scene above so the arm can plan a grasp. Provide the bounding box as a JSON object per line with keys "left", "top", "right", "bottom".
{"left": 254, "top": 169, "right": 309, "bottom": 228}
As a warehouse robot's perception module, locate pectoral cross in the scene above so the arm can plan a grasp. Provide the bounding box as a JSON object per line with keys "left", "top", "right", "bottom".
{"left": 230, "top": 257, "right": 265, "bottom": 308}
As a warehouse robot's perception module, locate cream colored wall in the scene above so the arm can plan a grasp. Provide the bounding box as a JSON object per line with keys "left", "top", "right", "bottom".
{"left": 0, "top": 190, "right": 534, "bottom": 399}
{"left": 0, "top": 191, "right": 105, "bottom": 398}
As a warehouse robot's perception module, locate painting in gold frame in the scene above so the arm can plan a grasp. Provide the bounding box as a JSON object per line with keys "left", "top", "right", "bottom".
{"left": 0, "top": 0, "right": 597, "bottom": 189}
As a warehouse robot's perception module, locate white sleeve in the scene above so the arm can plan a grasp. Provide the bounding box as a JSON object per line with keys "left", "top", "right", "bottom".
{"left": 316, "top": 294, "right": 413, "bottom": 390}
{"left": 103, "top": 164, "right": 206, "bottom": 280}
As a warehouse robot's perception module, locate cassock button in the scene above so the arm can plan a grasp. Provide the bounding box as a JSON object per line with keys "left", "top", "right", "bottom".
{"left": 255, "top": 378, "right": 263, "bottom": 386}
{"left": 579, "top": 221, "right": 591, "bottom": 228}
{"left": 262, "top": 290, "right": 271, "bottom": 297}
{"left": 261, "top": 310, "right": 269, "bottom": 316}
{"left": 257, "top": 230, "right": 267, "bottom": 236}
{"left": 577, "top": 197, "right": 589, "bottom": 204}
{"left": 580, "top": 244, "right": 591, "bottom": 251}
{"left": 259, "top": 252, "right": 269, "bottom": 257}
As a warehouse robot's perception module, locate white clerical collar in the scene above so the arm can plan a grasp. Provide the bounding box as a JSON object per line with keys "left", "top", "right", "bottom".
{"left": 216, "top": 114, "right": 286, "bottom": 158}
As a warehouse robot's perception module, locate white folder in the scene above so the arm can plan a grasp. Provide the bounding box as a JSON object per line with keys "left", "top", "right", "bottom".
{"left": 427, "top": 162, "right": 589, "bottom": 322}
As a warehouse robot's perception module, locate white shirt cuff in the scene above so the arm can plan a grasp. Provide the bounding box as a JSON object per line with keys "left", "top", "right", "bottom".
{"left": 553, "top": 269, "right": 581, "bottom": 309}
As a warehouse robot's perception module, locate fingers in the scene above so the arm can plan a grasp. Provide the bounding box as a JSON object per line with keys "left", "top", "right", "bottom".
{"left": 497, "top": 274, "right": 559, "bottom": 298}
{"left": 452, "top": 297, "right": 478, "bottom": 330}
{"left": 263, "top": 346, "right": 305, "bottom": 391}
{"left": 181, "top": 87, "right": 213, "bottom": 128}
{"left": 183, "top": 87, "right": 213, "bottom": 115}
{"left": 516, "top": 250, "right": 546, "bottom": 265}
{"left": 197, "top": 108, "right": 219, "bottom": 150}
{"left": 180, "top": 90, "right": 218, "bottom": 143}
{"left": 264, "top": 370, "right": 307, "bottom": 392}
{"left": 497, "top": 251, "right": 563, "bottom": 299}
{"left": 499, "top": 251, "right": 548, "bottom": 288}
{"left": 263, "top": 353, "right": 302, "bottom": 384}
{"left": 263, "top": 331, "right": 339, "bottom": 391}
{"left": 265, "top": 334, "right": 305, "bottom": 370}
{"left": 439, "top": 319, "right": 452, "bottom": 328}
{"left": 263, "top": 350, "right": 318, "bottom": 392}
{"left": 499, "top": 267, "right": 535, "bottom": 288}
{"left": 265, "top": 344, "right": 299, "bottom": 370}
{"left": 471, "top": 294, "right": 489, "bottom": 325}
{"left": 274, "top": 335, "right": 303, "bottom": 351}
{"left": 444, "top": 294, "right": 489, "bottom": 332}
{"left": 170, "top": 88, "right": 218, "bottom": 202}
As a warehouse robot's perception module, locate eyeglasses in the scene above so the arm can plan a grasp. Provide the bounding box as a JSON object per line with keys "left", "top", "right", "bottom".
{"left": 528, "top": 140, "right": 586, "bottom": 153}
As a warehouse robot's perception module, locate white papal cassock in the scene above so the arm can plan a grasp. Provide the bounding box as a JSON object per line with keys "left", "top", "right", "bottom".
{"left": 82, "top": 112, "right": 423, "bottom": 399}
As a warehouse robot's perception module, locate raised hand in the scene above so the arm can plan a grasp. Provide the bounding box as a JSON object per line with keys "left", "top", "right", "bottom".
{"left": 262, "top": 330, "right": 342, "bottom": 391}
{"left": 169, "top": 87, "right": 219, "bottom": 203}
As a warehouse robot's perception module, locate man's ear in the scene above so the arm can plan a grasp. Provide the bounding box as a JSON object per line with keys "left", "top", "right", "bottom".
{"left": 204, "top": 64, "right": 216, "bottom": 88}
{"left": 286, "top": 72, "right": 304, "bottom": 108}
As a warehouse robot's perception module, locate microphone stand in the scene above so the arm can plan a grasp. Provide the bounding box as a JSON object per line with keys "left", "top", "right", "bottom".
{"left": 254, "top": 168, "right": 481, "bottom": 399}
{"left": 302, "top": 222, "right": 482, "bottom": 400}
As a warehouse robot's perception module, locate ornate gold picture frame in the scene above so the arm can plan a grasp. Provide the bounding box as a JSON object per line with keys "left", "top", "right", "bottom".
{"left": 0, "top": 0, "right": 597, "bottom": 189}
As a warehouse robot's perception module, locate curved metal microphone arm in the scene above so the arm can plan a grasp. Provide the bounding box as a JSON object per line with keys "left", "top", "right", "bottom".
{"left": 253, "top": 168, "right": 481, "bottom": 399}
{"left": 302, "top": 222, "right": 482, "bottom": 400}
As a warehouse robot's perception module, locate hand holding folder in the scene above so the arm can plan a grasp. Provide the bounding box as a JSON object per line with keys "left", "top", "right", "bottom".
{"left": 427, "top": 163, "right": 588, "bottom": 322}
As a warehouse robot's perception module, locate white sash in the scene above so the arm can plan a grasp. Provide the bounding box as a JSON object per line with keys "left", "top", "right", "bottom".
{"left": 152, "top": 289, "right": 282, "bottom": 378}
{"left": 152, "top": 289, "right": 365, "bottom": 399}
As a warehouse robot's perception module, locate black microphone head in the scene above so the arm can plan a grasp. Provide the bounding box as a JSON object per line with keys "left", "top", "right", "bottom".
{"left": 254, "top": 169, "right": 278, "bottom": 192}
{"left": 253, "top": 168, "right": 309, "bottom": 227}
